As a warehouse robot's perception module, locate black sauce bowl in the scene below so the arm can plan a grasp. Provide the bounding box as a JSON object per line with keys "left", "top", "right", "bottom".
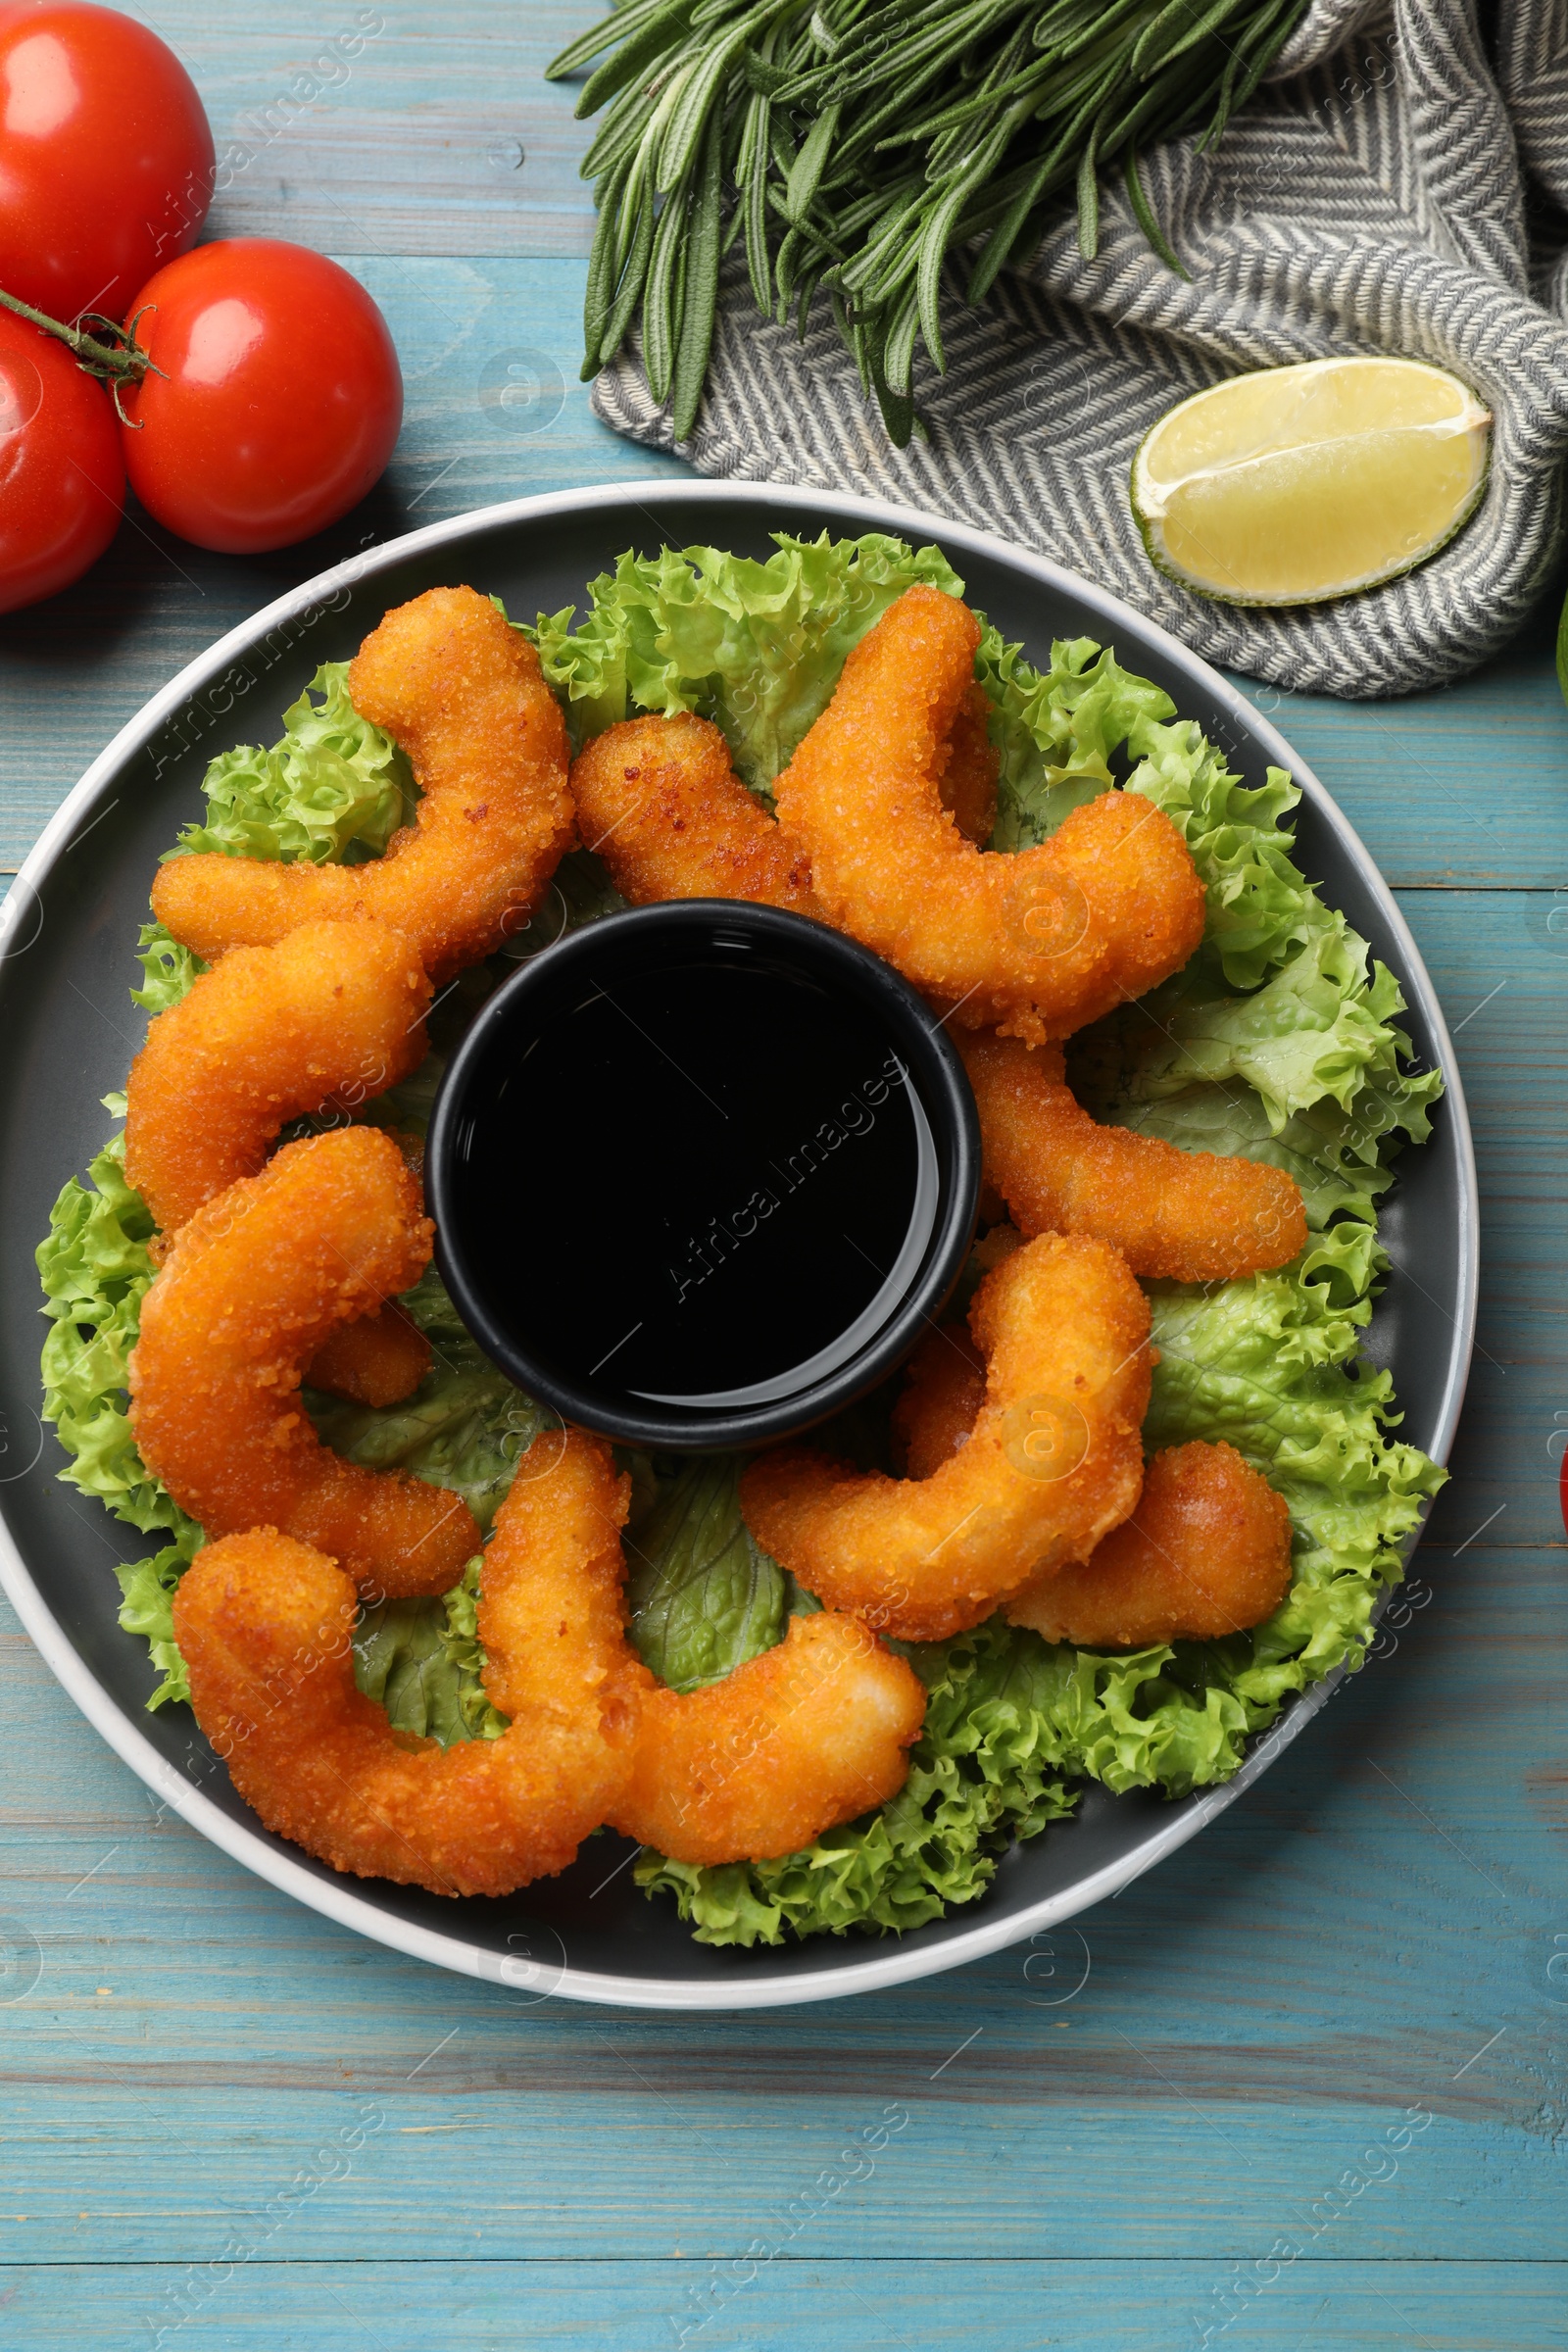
{"left": 426, "top": 902, "right": 980, "bottom": 1452}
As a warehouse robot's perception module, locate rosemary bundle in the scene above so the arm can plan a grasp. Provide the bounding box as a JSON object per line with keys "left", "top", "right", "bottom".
{"left": 548, "top": 0, "right": 1308, "bottom": 447}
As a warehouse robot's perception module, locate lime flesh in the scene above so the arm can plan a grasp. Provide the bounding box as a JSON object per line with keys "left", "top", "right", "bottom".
{"left": 1132, "top": 358, "right": 1491, "bottom": 608}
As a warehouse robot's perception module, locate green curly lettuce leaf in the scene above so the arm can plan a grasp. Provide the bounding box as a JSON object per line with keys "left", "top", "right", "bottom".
{"left": 131, "top": 922, "right": 207, "bottom": 1015}
{"left": 532, "top": 532, "right": 964, "bottom": 785}
{"left": 167, "top": 661, "right": 414, "bottom": 868}
{"left": 1075, "top": 919, "right": 1444, "bottom": 1223}
{"left": 1145, "top": 1223, "right": 1444, "bottom": 1689}
{"left": 112, "top": 1541, "right": 199, "bottom": 1710}
{"left": 36, "top": 1129, "right": 202, "bottom": 1707}
{"left": 971, "top": 646, "right": 1443, "bottom": 1222}
{"left": 624, "top": 1458, "right": 790, "bottom": 1692}
{"left": 1101, "top": 920, "right": 1432, "bottom": 1131}
{"left": 984, "top": 643, "right": 1436, "bottom": 1188}
{"left": 1120, "top": 720, "right": 1317, "bottom": 990}
{"left": 978, "top": 632, "right": 1172, "bottom": 852}
{"left": 354, "top": 1557, "right": 509, "bottom": 1746}
{"left": 36, "top": 1129, "right": 196, "bottom": 1547}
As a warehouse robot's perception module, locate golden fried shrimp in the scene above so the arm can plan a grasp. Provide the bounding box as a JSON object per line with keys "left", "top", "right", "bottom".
{"left": 129, "top": 1127, "right": 479, "bottom": 1597}
{"left": 772, "top": 585, "right": 1206, "bottom": 1046}
{"left": 611, "top": 1611, "right": 926, "bottom": 1867}
{"left": 151, "top": 587, "right": 573, "bottom": 983}
{"left": 123, "top": 918, "right": 430, "bottom": 1234}
{"left": 172, "top": 1442, "right": 642, "bottom": 1896}
{"left": 300, "top": 1129, "right": 434, "bottom": 1406}
{"left": 1005, "top": 1442, "right": 1293, "bottom": 1649}
{"left": 304, "top": 1301, "right": 431, "bottom": 1408}
{"left": 958, "top": 1028, "right": 1307, "bottom": 1281}
{"left": 941, "top": 684, "right": 1000, "bottom": 846}
{"left": 894, "top": 1355, "right": 1294, "bottom": 1649}
{"left": 891, "top": 1323, "right": 985, "bottom": 1482}
{"left": 742, "top": 1232, "right": 1152, "bottom": 1642}
{"left": 480, "top": 1429, "right": 924, "bottom": 1869}
{"left": 570, "top": 710, "right": 824, "bottom": 915}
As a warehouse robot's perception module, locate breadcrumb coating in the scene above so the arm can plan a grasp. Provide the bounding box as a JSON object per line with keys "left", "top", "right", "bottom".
{"left": 1005, "top": 1442, "right": 1293, "bottom": 1648}
{"left": 129, "top": 1127, "right": 478, "bottom": 1597}
{"left": 958, "top": 1027, "right": 1307, "bottom": 1281}
{"left": 304, "top": 1300, "right": 431, "bottom": 1408}
{"left": 772, "top": 585, "right": 1205, "bottom": 1045}
{"left": 173, "top": 1439, "right": 641, "bottom": 1896}
{"left": 891, "top": 1321, "right": 986, "bottom": 1483}
{"left": 742, "top": 1231, "right": 1152, "bottom": 1642}
{"left": 611, "top": 1611, "right": 925, "bottom": 1867}
{"left": 151, "top": 587, "right": 573, "bottom": 982}
{"left": 570, "top": 710, "right": 823, "bottom": 914}
{"left": 124, "top": 917, "right": 430, "bottom": 1234}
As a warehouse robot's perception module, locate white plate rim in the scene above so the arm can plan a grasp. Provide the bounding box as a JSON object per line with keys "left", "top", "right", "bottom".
{"left": 0, "top": 476, "right": 1480, "bottom": 2012}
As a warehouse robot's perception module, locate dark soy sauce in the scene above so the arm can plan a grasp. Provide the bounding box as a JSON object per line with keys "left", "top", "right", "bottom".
{"left": 447, "top": 949, "right": 938, "bottom": 1415}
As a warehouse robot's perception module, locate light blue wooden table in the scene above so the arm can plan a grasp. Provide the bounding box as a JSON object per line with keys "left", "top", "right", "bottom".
{"left": 1, "top": 9, "right": 1564, "bottom": 2347}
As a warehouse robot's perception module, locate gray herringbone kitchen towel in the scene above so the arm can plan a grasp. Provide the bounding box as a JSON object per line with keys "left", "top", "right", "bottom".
{"left": 592, "top": 0, "right": 1568, "bottom": 699}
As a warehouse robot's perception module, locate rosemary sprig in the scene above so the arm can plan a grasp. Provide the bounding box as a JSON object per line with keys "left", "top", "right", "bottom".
{"left": 549, "top": 0, "right": 1306, "bottom": 447}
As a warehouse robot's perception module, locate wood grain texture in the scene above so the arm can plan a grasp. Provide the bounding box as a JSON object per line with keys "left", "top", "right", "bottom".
{"left": 2, "top": 2263, "right": 1566, "bottom": 2351}
{"left": 112, "top": 2, "right": 608, "bottom": 258}
{"left": 0, "top": 5, "right": 1564, "bottom": 2345}
{"left": 1226, "top": 587, "right": 1568, "bottom": 892}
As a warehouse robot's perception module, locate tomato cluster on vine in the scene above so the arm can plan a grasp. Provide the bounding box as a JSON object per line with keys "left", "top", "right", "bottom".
{"left": 0, "top": 3, "right": 403, "bottom": 615}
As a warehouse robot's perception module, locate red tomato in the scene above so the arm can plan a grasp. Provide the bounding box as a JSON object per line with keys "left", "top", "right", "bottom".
{"left": 0, "top": 3, "right": 214, "bottom": 324}
{"left": 120, "top": 241, "right": 403, "bottom": 555}
{"left": 0, "top": 306, "right": 122, "bottom": 614}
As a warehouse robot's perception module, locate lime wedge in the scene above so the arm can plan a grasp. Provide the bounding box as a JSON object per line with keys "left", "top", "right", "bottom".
{"left": 1131, "top": 357, "right": 1491, "bottom": 607}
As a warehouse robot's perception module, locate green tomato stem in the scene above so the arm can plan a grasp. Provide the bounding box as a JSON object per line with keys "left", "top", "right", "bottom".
{"left": 0, "top": 285, "right": 165, "bottom": 422}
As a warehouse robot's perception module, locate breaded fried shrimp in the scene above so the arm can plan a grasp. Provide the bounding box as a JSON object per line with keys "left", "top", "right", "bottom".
{"left": 173, "top": 1450, "right": 642, "bottom": 1895}
{"left": 612, "top": 1611, "right": 926, "bottom": 1867}
{"left": 304, "top": 1301, "right": 431, "bottom": 1408}
{"left": 773, "top": 585, "right": 1205, "bottom": 1045}
{"left": 1005, "top": 1442, "right": 1293, "bottom": 1648}
{"left": 1039, "top": 794, "right": 1206, "bottom": 1017}
{"left": 129, "top": 1127, "right": 479, "bottom": 1596}
{"left": 891, "top": 1323, "right": 985, "bottom": 1482}
{"left": 940, "top": 684, "right": 999, "bottom": 845}
{"left": 123, "top": 918, "right": 431, "bottom": 1233}
{"left": 742, "top": 1232, "right": 1152, "bottom": 1642}
{"left": 474, "top": 1429, "right": 642, "bottom": 1732}
{"left": 151, "top": 588, "right": 573, "bottom": 982}
{"left": 894, "top": 1357, "right": 1294, "bottom": 1649}
{"left": 958, "top": 1028, "right": 1307, "bottom": 1280}
{"left": 503, "top": 1430, "right": 922, "bottom": 1868}
{"left": 570, "top": 711, "right": 824, "bottom": 915}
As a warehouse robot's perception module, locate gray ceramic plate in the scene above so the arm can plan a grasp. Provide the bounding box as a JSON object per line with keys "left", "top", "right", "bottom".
{"left": 0, "top": 481, "right": 1478, "bottom": 2012}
